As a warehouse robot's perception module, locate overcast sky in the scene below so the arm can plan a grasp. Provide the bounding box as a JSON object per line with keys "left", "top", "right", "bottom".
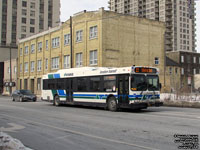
{"left": 60, "top": 0, "right": 200, "bottom": 52}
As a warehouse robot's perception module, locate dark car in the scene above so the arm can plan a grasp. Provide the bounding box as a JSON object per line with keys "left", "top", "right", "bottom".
{"left": 12, "top": 90, "right": 37, "bottom": 102}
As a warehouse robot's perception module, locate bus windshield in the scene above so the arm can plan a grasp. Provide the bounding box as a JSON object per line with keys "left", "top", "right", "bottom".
{"left": 131, "top": 75, "right": 147, "bottom": 91}
{"left": 147, "top": 75, "right": 159, "bottom": 91}
{"left": 131, "top": 75, "right": 159, "bottom": 91}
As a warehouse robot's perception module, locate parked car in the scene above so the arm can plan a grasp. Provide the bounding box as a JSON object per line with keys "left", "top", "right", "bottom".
{"left": 12, "top": 90, "right": 37, "bottom": 102}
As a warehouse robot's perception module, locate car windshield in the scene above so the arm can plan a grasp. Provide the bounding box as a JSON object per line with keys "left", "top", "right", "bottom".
{"left": 147, "top": 75, "right": 159, "bottom": 91}
{"left": 131, "top": 74, "right": 147, "bottom": 91}
{"left": 20, "top": 90, "right": 33, "bottom": 95}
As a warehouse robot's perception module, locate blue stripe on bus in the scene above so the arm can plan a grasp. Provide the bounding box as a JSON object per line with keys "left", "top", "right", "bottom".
{"left": 54, "top": 74, "right": 60, "bottom": 79}
{"left": 58, "top": 90, "right": 66, "bottom": 96}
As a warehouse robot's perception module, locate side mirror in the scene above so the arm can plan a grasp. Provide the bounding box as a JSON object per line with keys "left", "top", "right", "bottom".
{"left": 159, "top": 83, "right": 162, "bottom": 90}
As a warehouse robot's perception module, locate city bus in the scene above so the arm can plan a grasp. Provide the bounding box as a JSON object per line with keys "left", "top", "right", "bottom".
{"left": 41, "top": 66, "right": 163, "bottom": 111}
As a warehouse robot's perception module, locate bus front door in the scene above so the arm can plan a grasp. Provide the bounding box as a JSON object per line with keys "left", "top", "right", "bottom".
{"left": 118, "top": 75, "right": 129, "bottom": 105}
{"left": 66, "top": 79, "right": 73, "bottom": 102}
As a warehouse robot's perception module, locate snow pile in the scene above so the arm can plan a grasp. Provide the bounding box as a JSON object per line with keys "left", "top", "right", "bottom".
{"left": 0, "top": 132, "right": 33, "bottom": 150}
{"left": 161, "top": 93, "right": 200, "bottom": 102}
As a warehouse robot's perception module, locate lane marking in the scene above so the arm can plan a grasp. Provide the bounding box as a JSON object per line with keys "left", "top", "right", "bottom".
{"left": 0, "top": 123, "right": 25, "bottom": 132}
{"left": 0, "top": 113, "right": 160, "bottom": 150}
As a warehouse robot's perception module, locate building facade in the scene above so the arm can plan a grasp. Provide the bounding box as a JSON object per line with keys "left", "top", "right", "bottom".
{"left": 109, "top": 0, "right": 196, "bottom": 52}
{"left": 0, "top": 0, "right": 60, "bottom": 64}
{"left": 0, "top": 0, "right": 60, "bottom": 46}
{"left": 3, "top": 59, "right": 18, "bottom": 96}
{"left": 167, "top": 51, "right": 200, "bottom": 92}
{"left": 18, "top": 8, "right": 165, "bottom": 95}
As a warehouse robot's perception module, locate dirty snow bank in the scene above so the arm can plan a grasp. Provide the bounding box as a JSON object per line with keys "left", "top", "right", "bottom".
{"left": 0, "top": 132, "right": 33, "bottom": 150}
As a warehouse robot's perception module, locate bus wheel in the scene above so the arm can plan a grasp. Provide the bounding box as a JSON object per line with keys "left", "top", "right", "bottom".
{"left": 108, "top": 97, "right": 117, "bottom": 111}
{"left": 54, "top": 95, "right": 60, "bottom": 106}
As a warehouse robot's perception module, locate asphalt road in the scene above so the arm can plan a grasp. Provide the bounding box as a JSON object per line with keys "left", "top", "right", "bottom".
{"left": 0, "top": 96, "right": 199, "bottom": 150}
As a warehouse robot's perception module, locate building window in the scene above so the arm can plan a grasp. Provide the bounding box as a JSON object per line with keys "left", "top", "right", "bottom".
{"left": 46, "top": 40, "right": 48, "bottom": 50}
{"left": 30, "top": 27, "right": 35, "bottom": 33}
{"left": 21, "top": 26, "right": 26, "bottom": 32}
{"left": 89, "top": 26, "right": 98, "bottom": 39}
{"left": 22, "top": 1, "right": 27, "bottom": 7}
{"left": 37, "top": 60, "right": 42, "bottom": 71}
{"left": 30, "top": 19, "right": 35, "bottom": 25}
{"left": 194, "top": 69, "right": 196, "bottom": 75}
{"left": 45, "top": 58, "right": 48, "bottom": 70}
{"left": 14, "top": 66, "right": 17, "bottom": 74}
{"left": 37, "top": 78, "right": 41, "bottom": 90}
{"left": 154, "top": 57, "right": 159, "bottom": 65}
{"left": 181, "top": 68, "right": 184, "bottom": 75}
{"left": 31, "top": 44, "right": 35, "bottom": 53}
{"left": 30, "top": 2, "right": 35, "bottom": 9}
{"left": 193, "top": 57, "right": 196, "bottom": 63}
{"left": 52, "top": 37, "right": 60, "bottom": 48}
{"left": 38, "top": 42, "right": 42, "bottom": 52}
{"left": 90, "top": 50, "right": 98, "bottom": 65}
{"left": 21, "top": 34, "right": 26, "bottom": 39}
{"left": 169, "top": 67, "right": 172, "bottom": 75}
{"left": 8, "top": 67, "right": 10, "bottom": 74}
{"left": 30, "top": 10, "right": 35, "bottom": 17}
{"left": 20, "top": 64, "right": 22, "bottom": 72}
{"left": 51, "top": 57, "right": 59, "bottom": 69}
{"left": 175, "top": 68, "right": 178, "bottom": 74}
{"left": 22, "top": 9, "right": 27, "bottom": 16}
{"left": 64, "top": 55, "right": 70, "bottom": 68}
{"left": 64, "top": 34, "right": 70, "bottom": 45}
{"left": 76, "top": 30, "right": 83, "bottom": 42}
{"left": 30, "top": 61, "right": 35, "bottom": 72}
{"left": 24, "top": 62, "right": 28, "bottom": 73}
{"left": 24, "top": 46, "right": 29, "bottom": 55}
{"left": 181, "top": 55, "right": 184, "bottom": 63}
{"left": 76, "top": 53, "right": 83, "bottom": 67}
{"left": 22, "top": 18, "right": 26, "bottom": 24}
{"left": 20, "top": 48, "right": 22, "bottom": 56}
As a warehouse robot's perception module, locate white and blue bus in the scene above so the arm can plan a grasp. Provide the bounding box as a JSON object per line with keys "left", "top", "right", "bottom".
{"left": 41, "top": 66, "right": 163, "bottom": 111}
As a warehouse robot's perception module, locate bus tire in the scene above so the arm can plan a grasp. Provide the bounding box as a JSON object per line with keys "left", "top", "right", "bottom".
{"left": 108, "top": 97, "right": 118, "bottom": 111}
{"left": 54, "top": 95, "right": 60, "bottom": 106}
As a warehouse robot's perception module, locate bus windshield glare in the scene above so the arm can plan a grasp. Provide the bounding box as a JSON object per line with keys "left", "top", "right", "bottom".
{"left": 131, "top": 75, "right": 159, "bottom": 91}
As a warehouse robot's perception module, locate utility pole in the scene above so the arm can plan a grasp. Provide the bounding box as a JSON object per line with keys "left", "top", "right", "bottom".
{"left": 70, "top": 16, "right": 73, "bottom": 68}
{"left": 9, "top": 44, "right": 12, "bottom": 96}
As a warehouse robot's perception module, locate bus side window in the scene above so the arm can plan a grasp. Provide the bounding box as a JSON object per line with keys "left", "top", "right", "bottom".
{"left": 72, "top": 78, "right": 77, "bottom": 92}
{"left": 48, "top": 79, "right": 56, "bottom": 89}
{"left": 103, "top": 76, "right": 116, "bottom": 92}
{"left": 57, "top": 78, "right": 65, "bottom": 89}
{"left": 77, "top": 77, "right": 87, "bottom": 92}
{"left": 89, "top": 76, "right": 101, "bottom": 92}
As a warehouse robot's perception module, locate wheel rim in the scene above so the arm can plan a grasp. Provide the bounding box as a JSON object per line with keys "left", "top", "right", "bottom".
{"left": 110, "top": 101, "right": 116, "bottom": 109}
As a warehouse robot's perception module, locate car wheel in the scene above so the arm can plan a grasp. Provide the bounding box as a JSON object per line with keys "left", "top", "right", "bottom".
{"left": 108, "top": 97, "right": 118, "bottom": 111}
{"left": 54, "top": 95, "right": 60, "bottom": 106}
{"left": 19, "top": 97, "right": 23, "bottom": 102}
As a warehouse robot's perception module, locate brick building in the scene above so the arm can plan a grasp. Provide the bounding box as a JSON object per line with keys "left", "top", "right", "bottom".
{"left": 18, "top": 8, "right": 165, "bottom": 95}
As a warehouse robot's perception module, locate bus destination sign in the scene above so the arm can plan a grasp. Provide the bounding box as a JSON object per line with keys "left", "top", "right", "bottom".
{"left": 134, "top": 67, "right": 157, "bottom": 73}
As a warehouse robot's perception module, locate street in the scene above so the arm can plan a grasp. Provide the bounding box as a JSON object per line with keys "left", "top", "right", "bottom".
{"left": 0, "top": 96, "right": 199, "bottom": 150}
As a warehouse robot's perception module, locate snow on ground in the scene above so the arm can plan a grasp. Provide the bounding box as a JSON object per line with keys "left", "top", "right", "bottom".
{"left": 0, "top": 132, "right": 33, "bottom": 150}
{"left": 161, "top": 93, "right": 200, "bottom": 102}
